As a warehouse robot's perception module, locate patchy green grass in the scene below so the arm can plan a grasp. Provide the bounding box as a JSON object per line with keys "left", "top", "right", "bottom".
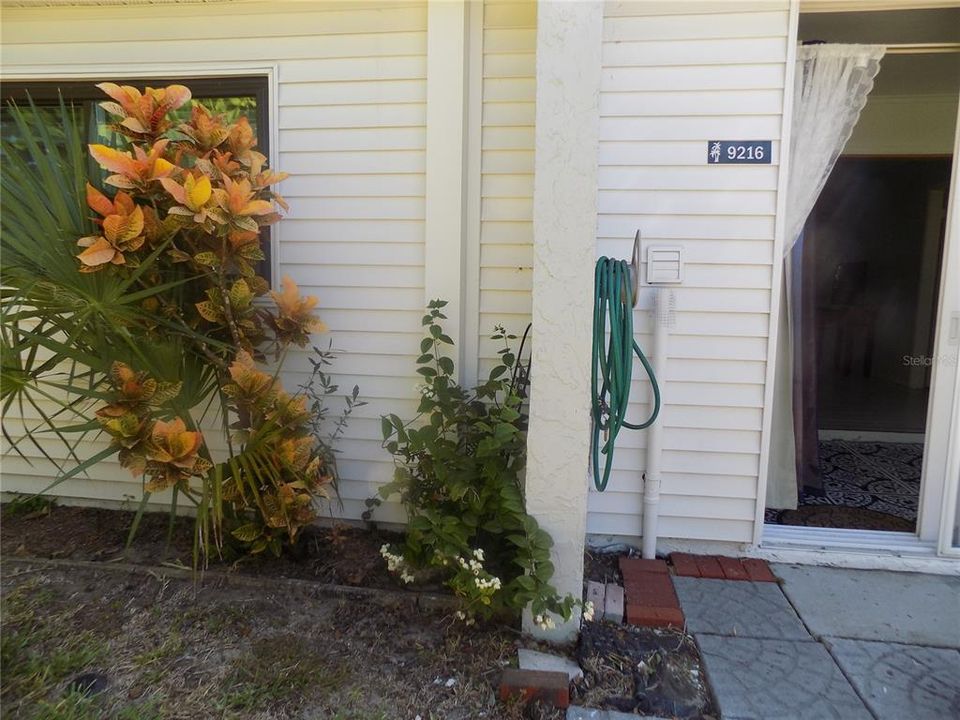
{"left": 25, "top": 691, "right": 165, "bottom": 720}
{"left": 1, "top": 562, "right": 557, "bottom": 720}
{"left": 2, "top": 495, "right": 56, "bottom": 519}
{"left": 217, "top": 635, "right": 351, "bottom": 712}
{"left": 0, "top": 582, "right": 107, "bottom": 710}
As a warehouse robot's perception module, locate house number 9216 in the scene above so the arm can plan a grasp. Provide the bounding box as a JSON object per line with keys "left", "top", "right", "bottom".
{"left": 707, "top": 140, "right": 772, "bottom": 165}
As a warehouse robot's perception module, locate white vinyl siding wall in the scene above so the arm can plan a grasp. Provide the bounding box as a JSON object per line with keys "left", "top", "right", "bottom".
{"left": 1, "top": 0, "right": 795, "bottom": 549}
{"left": 587, "top": 1, "right": 792, "bottom": 543}
{"left": 1, "top": 1, "right": 428, "bottom": 523}
{"left": 477, "top": 0, "right": 536, "bottom": 383}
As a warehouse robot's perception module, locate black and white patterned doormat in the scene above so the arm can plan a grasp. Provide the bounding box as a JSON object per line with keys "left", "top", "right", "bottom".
{"left": 765, "top": 440, "right": 922, "bottom": 529}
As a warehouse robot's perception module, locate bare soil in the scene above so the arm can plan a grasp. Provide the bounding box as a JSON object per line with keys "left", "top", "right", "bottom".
{"left": 583, "top": 547, "right": 627, "bottom": 586}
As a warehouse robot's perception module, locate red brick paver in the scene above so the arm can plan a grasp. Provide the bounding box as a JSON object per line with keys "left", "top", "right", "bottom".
{"left": 694, "top": 555, "right": 725, "bottom": 579}
{"left": 624, "top": 572, "right": 679, "bottom": 609}
{"left": 619, "top": 556, "right": 684, "bottom": 629}
{"left": 619, "top": 557, "right": 669, "bottom": 579}
{"left": 742, "top": 558, "right": 777, "bottom": 582}
{"left": 717, "top": 556, "right": 750, "bottom": 581}
{"left": 667, "top": 553, "right": 777, "bottom": 582}
{"left": 669, "top": 552, "right": 700, "bottom": 577}
{"left": 626, "top": 605, "right": 684, "bottom": 628}
{"left": 499, "top": 668, "right": 570, "bottom": 708}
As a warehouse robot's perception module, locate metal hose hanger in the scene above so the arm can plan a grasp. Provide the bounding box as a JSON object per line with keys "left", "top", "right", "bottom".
{"left": 591, "top": 231, "right": 661, "bottom": 492}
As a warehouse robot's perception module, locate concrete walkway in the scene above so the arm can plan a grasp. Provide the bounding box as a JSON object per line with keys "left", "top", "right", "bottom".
{"left": 674, "top": 564, "right": 960, "bottom": 720}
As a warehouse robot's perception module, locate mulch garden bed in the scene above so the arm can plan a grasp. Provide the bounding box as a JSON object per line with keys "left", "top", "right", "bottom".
{"left": 1, "top": 502, "right": 405, "bottom": 590}
{"left": 574, "top": 622, "right": 715, "bottom": 719}
{"left": 2, "top": 503, "right": 717, "bottom": 719}
{"left": 579, "top": 546, "right": 717, "bottom": 720}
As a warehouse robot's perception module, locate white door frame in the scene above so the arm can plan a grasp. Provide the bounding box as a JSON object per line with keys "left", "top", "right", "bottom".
{"left": 900, "top": 96, "right": 960, "bottom": 546}
{"left": 936, "top": 340, "right": 960, "bottom": 556}
{"left": 758, "top": 7, "right": 960, "bottom": 557}
{"left": 934, "top": 103, "right": 960, "bottom": 555}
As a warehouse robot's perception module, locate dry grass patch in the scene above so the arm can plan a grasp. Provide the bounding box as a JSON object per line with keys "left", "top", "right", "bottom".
{"left": 1, "top": 562, "right": 562, "bottom": 720}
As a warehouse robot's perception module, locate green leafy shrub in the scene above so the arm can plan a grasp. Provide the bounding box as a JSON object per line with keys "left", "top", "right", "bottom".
{"left": 373, "top": 300, "right": 585, "bottom": 628}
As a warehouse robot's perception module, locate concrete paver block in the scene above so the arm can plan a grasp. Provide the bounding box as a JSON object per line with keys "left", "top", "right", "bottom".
{"left": 696, "top": 634, "right": 872, "bottom": 720}
{"left": 604, "top": 583, "right": 624, "bottom": 624}
{"left": 586, "top": 581, "right": 605, "bottom": 619}
{"left": 518, "top": 648, "right": 584, "bottom": 682}
{"left": 826, "top": 638, "right": 960, "bottom": 720}
{"left": 566, "top": 708, "right": 604, "bottom": 720}
{"left": 673, "top": 577, "right": 809, "bottom": 640}
{"left": 773, "top": 564, "right": 960, "bottom": 647}
{"left": 567, "top": 708, "right": 671, "bottom": 720}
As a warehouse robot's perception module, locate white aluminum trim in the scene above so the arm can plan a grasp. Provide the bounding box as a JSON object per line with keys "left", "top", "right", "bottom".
{"left": 917, "top": 95, "right": 960, "bottom": 542}
{"left": 763, "top": 524, "right": 936, "bottom": 553}
{"left": 755, "top": 525, "right": 959, "bottom": 575}
{"left": 753, "top": 0, "right": 800, "bottom": 546}
{"left": 937, "top": 102, "right": 960, "bottom": 557}
{"left": 460, "top": 0, "right": 483, "bottom": 387}
{"left": 423, "top": 0, "right": 467, "bottom": 366}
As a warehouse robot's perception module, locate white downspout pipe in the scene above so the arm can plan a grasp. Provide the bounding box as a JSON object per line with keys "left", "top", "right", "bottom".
{"left": 642, "top": 288, "right": 669, "bottom": 559}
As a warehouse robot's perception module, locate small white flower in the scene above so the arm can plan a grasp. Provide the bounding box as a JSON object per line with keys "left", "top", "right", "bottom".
{"left": 473, "top": 548, "right": 484, "bottom": 561}
{"left": 455, "top": 610, "right": 466, "bottom": 620}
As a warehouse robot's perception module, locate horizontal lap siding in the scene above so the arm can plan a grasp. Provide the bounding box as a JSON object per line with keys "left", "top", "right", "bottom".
{"left": 1, "top": 1, "right": 426, "bottom": 523}
{"left": 477, "top": 0, "right": 536, "bottom": 382}
{"left": 589, "top": 1, "right": 790, "bottom": 544}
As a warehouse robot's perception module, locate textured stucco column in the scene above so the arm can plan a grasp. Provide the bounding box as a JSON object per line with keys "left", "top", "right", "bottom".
{"left": 523, "top": 0, "right": 604, "bottom": 641}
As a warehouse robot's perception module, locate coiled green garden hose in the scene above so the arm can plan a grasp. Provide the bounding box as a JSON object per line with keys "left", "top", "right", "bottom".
{"left": 591, "top": 256, "right": 661, "bottom": 492}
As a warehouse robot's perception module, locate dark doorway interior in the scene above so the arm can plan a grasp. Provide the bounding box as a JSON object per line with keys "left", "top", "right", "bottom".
{"left": 812, "top": 157, "right": 952, "bottom": 435}
{"left": 767, "top": 156, "right": 951, "bottom": 532}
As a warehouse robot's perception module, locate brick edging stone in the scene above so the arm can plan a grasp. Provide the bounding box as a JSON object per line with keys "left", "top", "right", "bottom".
{"left": 1, "top": 554, "right": 457, "bottom": 611}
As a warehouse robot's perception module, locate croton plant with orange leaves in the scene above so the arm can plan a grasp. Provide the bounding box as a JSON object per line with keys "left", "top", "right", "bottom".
{"left": 76, "top": 83, "right": 333, "bottom": 557}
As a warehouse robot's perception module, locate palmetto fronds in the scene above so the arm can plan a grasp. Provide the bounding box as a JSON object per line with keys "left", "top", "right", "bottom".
{"left": 1, "top": 87, "right": 340, "bottom": 564}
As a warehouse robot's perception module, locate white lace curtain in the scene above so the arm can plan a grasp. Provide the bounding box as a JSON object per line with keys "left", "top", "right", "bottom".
{"left": 767, "top": 44, "right": 885, "bottom": 510}
{"left": 784, "top": 44, "right": 885, "bottom": 254}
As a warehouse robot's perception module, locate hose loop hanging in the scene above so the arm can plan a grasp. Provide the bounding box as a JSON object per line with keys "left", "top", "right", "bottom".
{"left": 591, "top": 255, "right": 661, "bottom": 492}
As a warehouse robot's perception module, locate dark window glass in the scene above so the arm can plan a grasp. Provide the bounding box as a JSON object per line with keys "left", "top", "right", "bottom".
{"left": 1, "top": 77, "right": 272, "bottom": 282}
